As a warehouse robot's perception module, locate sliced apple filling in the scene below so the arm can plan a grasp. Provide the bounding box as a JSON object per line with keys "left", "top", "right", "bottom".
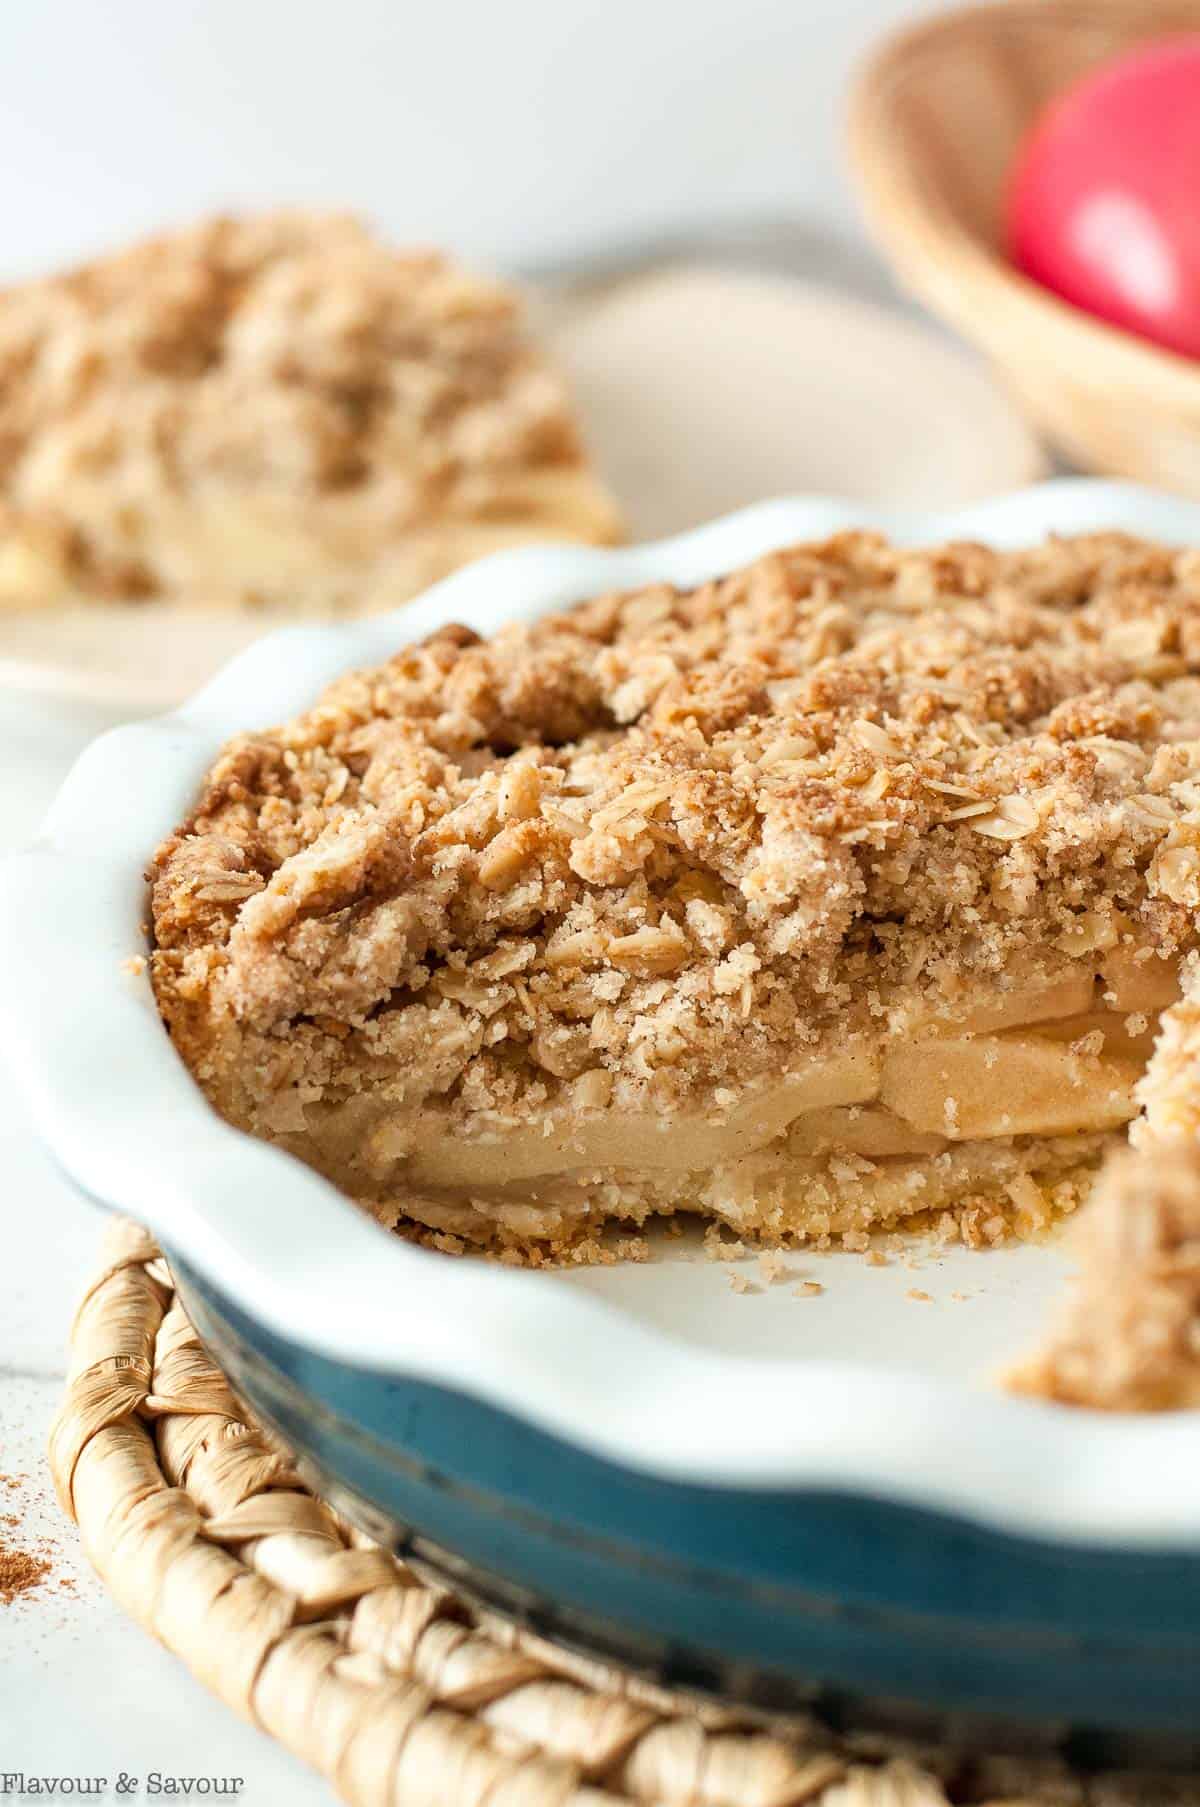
{"left": 326, "top": 960, "right": 1178, "bottom": 1252}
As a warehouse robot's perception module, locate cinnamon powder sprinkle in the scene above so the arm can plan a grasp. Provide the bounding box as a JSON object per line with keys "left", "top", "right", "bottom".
{"left": 0, "top": 1474, "right": 58, "bottom": 1606}
{"left": 0, "top": 1540, "right": 52, "bottom": 1605}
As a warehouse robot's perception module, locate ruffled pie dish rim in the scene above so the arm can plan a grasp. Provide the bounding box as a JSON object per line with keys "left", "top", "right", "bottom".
{"left": 7, "top": 479, "right": 1200, "bottom": 1550}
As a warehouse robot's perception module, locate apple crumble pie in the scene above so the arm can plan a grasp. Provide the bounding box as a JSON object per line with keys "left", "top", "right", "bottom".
{"left": 150, "top": 529, "right": 1200, "bottom": 1272}
{"left": 0, "top": 212, "right": 621, "bottom": 614}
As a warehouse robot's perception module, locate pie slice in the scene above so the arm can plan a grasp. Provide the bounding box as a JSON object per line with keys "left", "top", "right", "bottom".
{"left": 0, "top": 212, "right": 621, "bottom": 615}
{"left": 1007, "top": 1144, "right": 1200, "bottom": 1411}
{"left": 150, "top": 529, "right": 1200, "bottom": 1262}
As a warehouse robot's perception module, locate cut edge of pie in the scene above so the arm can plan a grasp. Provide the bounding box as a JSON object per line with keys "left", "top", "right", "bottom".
{"left": 1006, "top": 1136, "right": 1200, "bottom": 1412}
{"left": 148, "top": 528, "right": 1200, "bottom": 1313}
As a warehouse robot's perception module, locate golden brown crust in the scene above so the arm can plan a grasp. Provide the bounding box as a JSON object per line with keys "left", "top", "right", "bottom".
{"left": 0, "top": 211, "right": 621, "bottom": 611}
{"left": 149, "top": 529, "right": 1200, "bottom": 1265}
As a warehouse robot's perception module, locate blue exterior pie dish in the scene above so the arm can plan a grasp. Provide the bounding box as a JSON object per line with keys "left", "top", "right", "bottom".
{"left": 173, "top": 1258, "right": 1200, "bottom": 1764}
{"left": 7, "top": 483, "right": 1200, "bottom": 1760}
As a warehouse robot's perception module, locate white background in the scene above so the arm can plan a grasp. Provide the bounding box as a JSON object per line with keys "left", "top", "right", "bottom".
{"left": 0, "top": 0, "right": 922, "bottom": 281}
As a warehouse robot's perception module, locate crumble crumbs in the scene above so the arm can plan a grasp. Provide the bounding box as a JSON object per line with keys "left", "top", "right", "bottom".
{"left": 493, "top": 1231, "right": 651, "bottom": 1268}
{"left": 705, "top": 1227, "right": 749, "bottom": 1262}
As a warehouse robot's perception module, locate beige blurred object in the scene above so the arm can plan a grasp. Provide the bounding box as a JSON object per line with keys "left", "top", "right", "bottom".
{"left": 849, "top": 0, "right": 1200, "bottom": 494}
{"left": 542, "top": 263, "right": 1042, "bottom": 541}
{"left": 0, "top": 212, "right": 624, "bottom": 618}
{"left": 0, "top": 211, "right": 623, "bottom": 708}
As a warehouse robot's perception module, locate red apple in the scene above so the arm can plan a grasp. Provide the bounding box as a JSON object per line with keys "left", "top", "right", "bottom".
{"left": 1008, "top": 37, "right": 1200, "bottom": 360}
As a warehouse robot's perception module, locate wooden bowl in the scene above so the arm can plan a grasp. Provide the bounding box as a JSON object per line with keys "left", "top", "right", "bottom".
{"left": 849, "top": 0, "right": 1200, "bottom": 493}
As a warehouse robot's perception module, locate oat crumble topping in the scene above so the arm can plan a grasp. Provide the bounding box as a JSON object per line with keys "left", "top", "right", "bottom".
{"left": 150, "top": 529, "right": 1200, "bottom": 1307}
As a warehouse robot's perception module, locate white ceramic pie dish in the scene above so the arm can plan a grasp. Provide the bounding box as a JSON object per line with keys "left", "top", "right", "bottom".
{"left": 5, "top": 478, "right": 1200, "bottom": 1551}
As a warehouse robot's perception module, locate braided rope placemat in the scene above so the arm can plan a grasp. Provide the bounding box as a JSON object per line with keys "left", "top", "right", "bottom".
{"left": 46, "top": 1220, "right": 1196, "bottom": 1807}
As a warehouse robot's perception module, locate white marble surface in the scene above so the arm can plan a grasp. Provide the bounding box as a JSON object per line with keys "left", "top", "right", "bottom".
{"left": 0, "top": 690, "right": 329, "bottom": 1800}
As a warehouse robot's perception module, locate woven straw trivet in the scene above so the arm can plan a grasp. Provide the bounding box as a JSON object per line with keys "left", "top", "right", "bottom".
{"left": 47, "top": 1219, "right": 1198, "bottom": 1807}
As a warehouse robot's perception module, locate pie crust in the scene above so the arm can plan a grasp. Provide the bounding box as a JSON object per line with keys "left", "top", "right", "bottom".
{"left": 0, "top": 212, "right": 622, "bottom": 614}
{"left": 150, "top": 529, "right": 1200, "bottom": 1333}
